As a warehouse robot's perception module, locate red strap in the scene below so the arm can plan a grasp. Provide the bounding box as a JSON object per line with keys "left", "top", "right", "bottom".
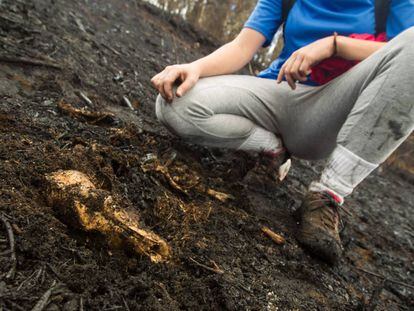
{"left": 311, "top": 33, "right": 387, "bottom": 85}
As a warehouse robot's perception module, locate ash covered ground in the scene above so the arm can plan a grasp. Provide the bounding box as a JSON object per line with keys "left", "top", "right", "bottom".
{"left": 0, "top": 0, "right": 413, "bottom": 310}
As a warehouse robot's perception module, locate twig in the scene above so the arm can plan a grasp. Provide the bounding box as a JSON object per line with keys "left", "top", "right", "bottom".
{"left": 189, "top": 257, "right": 224, "bottom": 274}
{"left": 45, "top": 263, "right": 63, "bottom": 281}
{"left": 75, "top": 20, "right": 86, "bottom": 33}
{"left": 141, "top": 162, "right": 189, "bottom": 196}
{"left": 75, "top": 91, "right": 93, "bottom": 106}
{"left": 0, "top": 55, "right": 62, "bottom": 69}
{"left": 122, "top": 96, "right": 134, "bottom": 111}
{"left": 101, "top": 42, "right": 121, "bottom": 56}
{"left": 79, "top": 296, "right": 84, "bottom": 311}
{"left": 0, "top": 214, "right": 17, "bottom": 279}
{"left": 356, "top": 267, "right": 414, "bottom": 291}
{"left": 33, "top": 267, "right": 44, "bottom": 286}
{"left": 210, "top": 260, "right": 224, "bottom": 274}
{"left": 121, "top": 295, "right": 130, "bottom": 311}
{"left": 69, "top": 12, "right": 86, "bottom": 33}
{"left": 17, "top": 268, "right": 39, "bottom": 291}
{"left": 206, "top": 188, "right": 234, "bottom": 203}
{"left": 261, "top": 226, "right": 286, "bottom": 245}
{"left": 31, "top": 280, "right": 57, "bottom": 311}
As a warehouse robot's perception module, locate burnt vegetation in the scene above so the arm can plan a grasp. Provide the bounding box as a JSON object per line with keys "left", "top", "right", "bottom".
{"left": 0, "top": 0, "right": 413, "bottom": 310}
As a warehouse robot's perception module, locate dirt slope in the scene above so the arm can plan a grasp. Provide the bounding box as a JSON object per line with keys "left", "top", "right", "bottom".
{"left": 0, "top": 0, "right": 413, "bottom": 310}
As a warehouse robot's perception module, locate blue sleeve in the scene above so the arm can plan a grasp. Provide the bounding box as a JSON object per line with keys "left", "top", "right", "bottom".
{"left": 244, "top": 0, "right": 283, "bottom": 47}
{"left": 387, "top": 0, "right": 414, "bottom": 39}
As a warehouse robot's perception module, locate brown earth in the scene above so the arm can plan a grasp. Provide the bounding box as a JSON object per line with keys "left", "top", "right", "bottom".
{"left": 0, "top": 0, "right": 413, "bottom": 310}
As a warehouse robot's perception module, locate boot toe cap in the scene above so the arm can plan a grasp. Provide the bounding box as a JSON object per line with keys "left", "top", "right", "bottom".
{"left": 297, "top": 228, "right": 343, "bottom": 264}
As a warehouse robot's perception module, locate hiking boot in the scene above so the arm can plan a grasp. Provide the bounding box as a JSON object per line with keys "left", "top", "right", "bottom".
{"left": 295, "top": 191, "right": 349, "bottom": 264}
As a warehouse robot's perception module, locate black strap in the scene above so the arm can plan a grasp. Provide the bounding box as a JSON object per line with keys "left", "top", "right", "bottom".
{"left": 375, "top": 0, "right": 391, "bottom": 34}
{"left": 281, "top": 0, "right": 391, "bottom": 35}
{"left": 281, "top": 0, "right": 296, "bottom": 24}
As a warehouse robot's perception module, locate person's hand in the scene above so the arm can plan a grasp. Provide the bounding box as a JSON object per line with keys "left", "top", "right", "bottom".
{"left": 151, "top": 63, "right": 201, "bottom": 102}
{"left": 277, "top": 36, "right": 335, "bottom": 90}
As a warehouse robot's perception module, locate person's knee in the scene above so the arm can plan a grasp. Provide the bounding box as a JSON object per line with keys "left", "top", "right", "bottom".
{"left": 155, "top": 94, "right": 169, "bottom": 126}
{"left": 155, "top": 94, "right": 184, "bottom": 136}
{"left": 154, "top": 94, "right": 206, "bottom": 138}
{"left": 396, "top": 26, "right": 414, "bottom": 54}
{"left": 402, "top": 26, "right": 414, "bottom": 40}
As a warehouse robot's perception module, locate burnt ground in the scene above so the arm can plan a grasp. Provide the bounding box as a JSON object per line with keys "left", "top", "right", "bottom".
{"left": 0, "top": 0, "right": 413, "bottom": 310}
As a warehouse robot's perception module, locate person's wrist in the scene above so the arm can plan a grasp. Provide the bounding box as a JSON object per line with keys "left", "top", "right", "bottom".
{"left": 334, "top": 34, "right": 342, "bottom": 57}
{"left": 325, "top": 35, "right": 336, "bottom": 58}
{"left": 189, "top": 62, "right": 202, "bottom": 78}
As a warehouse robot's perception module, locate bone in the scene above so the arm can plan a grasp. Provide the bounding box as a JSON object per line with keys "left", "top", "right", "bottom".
{"left": 45, "top": 170, "right": 171, "bottom": 263}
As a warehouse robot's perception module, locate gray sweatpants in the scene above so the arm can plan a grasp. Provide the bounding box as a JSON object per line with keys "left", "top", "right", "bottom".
{"left": 155, "top": 27, "right": 414, "bottom": 165}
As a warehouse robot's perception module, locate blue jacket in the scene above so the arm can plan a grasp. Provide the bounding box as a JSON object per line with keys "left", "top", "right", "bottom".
{"left": 244, "top": 0, "right": 414, "bottom": 81}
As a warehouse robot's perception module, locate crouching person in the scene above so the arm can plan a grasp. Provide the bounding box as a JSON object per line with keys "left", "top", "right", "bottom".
{"left": 151, "top": 0, "right": 414, "bottom": 264}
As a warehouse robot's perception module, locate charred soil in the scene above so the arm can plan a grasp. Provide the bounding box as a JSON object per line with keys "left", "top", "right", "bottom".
{"left": 0, "top": 0, "right": 413, "bottom": 310}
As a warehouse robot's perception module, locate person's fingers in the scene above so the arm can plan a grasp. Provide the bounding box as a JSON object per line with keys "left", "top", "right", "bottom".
{"left": 298, "top": 59, "right": 312, "bottom": 81}
{"left": 163, "top": 81, "right": 173, "bottom": 103}
{"left": 290, "top": 54, "right": 304, "bottom": 82}
{"left": 277, "top": 57, "right": 293, "bottom": 84}
{"left": 153, "top": 79, "right": 164, "bottom": 98}
{"left": 298, "top": 58, "right": 309, "bottom": 76}
{"left": 163, "top": 70, "right": 180, "bottom": 102}
{"left": 161, "top": 82, "right": 171, "bottom": 103}
{"left": 278, "top": 54, "right": 295, "bottom": 83}
{"left": 277, "top": 60, "right": 288, "bottom": 83}
{"left": 150, "top": 74, "right": 162, "bottom": 93}
{"left": 156, "top": 72, "right": 169, "bottom": 100}
{"left": 283, "top": 57, "right": 296, "bottom": 90}
{"left": 298, "top": 74, "right": 307, "bottom": 82}
{"left": 285, "top": 72, "right": 296, "bottom": 90}
{"left": 151, "top": 72, "right": 162, "bottom": 85}
{"left": 176, "top": 75, "right": 197, "bottom": 97}
{"left": 277, "top": 65, "right": 285, "bottom": 83}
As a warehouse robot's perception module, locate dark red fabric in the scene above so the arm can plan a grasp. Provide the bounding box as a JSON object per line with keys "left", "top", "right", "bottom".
{"left": 310, "top": 33, "right": 387, "bottom": 85}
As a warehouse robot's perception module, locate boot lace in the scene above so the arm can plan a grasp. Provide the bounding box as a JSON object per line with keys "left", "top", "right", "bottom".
{"left": 308, "top": 192, "right": 351, "bottom": 231}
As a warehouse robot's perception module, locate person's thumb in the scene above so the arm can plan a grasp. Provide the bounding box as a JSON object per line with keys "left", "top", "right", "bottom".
{"left": 176, "top": 76, "right": 197, "bottom": 97}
